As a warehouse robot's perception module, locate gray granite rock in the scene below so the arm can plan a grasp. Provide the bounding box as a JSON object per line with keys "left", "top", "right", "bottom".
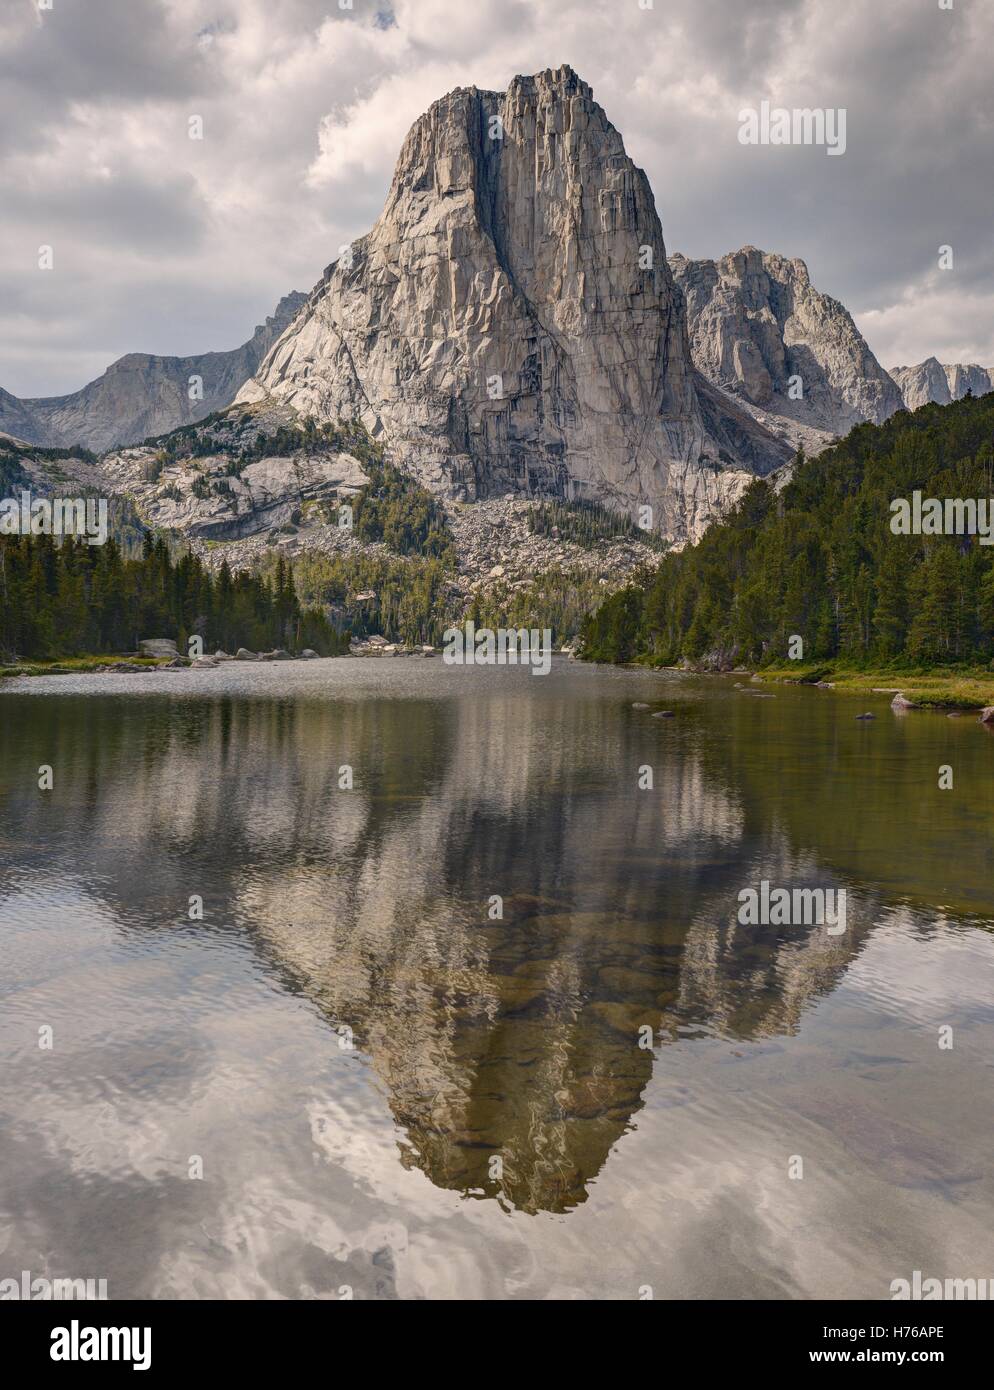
{"left": 890, "top": 357, "right": 993, "bottom": 411}
{"left": 670, "top": 246, "right": 904, "bottom": 446}
{"left": 139, "top": 638, "right": 178, "bottom": 659}
{"left": 237, "top": 66, "right": 792, "bottom": 544}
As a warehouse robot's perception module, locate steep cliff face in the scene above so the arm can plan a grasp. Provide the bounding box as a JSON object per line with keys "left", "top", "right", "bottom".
{"left": 670, "top": 247, "right": 904, "bottom": 450}
{"left": 238, "top": 67, "right": 790, "bottom": 542}
{"left": 944, "top": 363, "right": 993, "bottom": 400}
{"left": 0, "top": 292, "right": 307, "bottom": 454}
{"left": 0, "top": 388, "right": 42, "bottom": 447}
{"left": 890, "top": 357, "right": 993, "bottom": 411}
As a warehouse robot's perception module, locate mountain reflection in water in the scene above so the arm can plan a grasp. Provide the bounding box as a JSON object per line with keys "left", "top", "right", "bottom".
{"left": 2, "top": 660, "right": 993, "bottom": 1298}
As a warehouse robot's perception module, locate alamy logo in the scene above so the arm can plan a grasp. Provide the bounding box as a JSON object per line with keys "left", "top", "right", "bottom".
{"left": 0, "top": 491, "right": 108, "bottom": 546}
{"left": 890, "top": 491, "right": 994, "bottom": 545}
{"left": 442, "top": 621, "right": 553, "bottom": 676}
{"left": 891, "top": 1271, "right": 994, "bottom": 1300}
{"left": 50, "top": 1320, "right": 150, "bottom": 1371}
{"left": 0, "top": 1269, "right": 107, "bottom": 1299}
{"left": 737, "top": 880, "right": 847, "bottom": 935}
{"left": 738, "top": 101, "right": 846, "bottom": 156}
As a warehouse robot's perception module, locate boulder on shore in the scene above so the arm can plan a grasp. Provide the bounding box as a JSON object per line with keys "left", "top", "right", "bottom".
{"left": 301, "top": 649, "right": 319, "bottom": 659}
{"left": 350, "top": 635, "right": 393, "bottom": 656}
{"left": 139, "top": 638, "right": 178, "bottom": 659}
{"left": 980, "top": 707, "right": 994, "bottom": 724}
{"left": 891, "top": 694, "right": 915, "bottom": 711}
{"left": 233, "top": 648, "right": 258, "bottom": 661}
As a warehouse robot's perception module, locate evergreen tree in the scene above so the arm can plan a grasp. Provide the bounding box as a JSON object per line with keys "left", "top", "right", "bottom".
{"left": 580, "top": 393, "right": 994, "bottom": 670}
{"left": 0, "top": 532, "right": 346, "bottom": 663}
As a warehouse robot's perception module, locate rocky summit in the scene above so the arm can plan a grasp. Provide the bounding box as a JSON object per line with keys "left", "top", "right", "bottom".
{"left": 237, "top": 66, "right": 792, "bottom": 543}
{"left": 670, "top": 247, "right": 904, "bottom": 453}
{"left": 890, "top": 357, "right": 994, "bottom": 412}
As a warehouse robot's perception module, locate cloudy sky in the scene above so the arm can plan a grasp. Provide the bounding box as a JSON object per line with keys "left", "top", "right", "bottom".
{"left": 1, "top": 0, "right": 990, "bottom": 397}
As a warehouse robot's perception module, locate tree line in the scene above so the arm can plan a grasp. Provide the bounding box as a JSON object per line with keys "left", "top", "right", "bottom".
{"left": 0, "top": 531, "right": 345, "bottom": 663}
{"left": 581, "top": 392, "right": 994, "bottom": 668}
{"left": 350, "top": 459, "right": 456, "bottom": 562}
{"left": 528, "top": 497, "right": 669, "bottom": 551}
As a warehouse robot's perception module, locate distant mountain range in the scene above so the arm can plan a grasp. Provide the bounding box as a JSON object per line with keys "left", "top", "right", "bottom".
{"left": 0, "top": 292, "right": 306, "bottom": 454}
{"left": 2, "top": 66, "right": 990, "bottom": 544}
{"left": 889, "top": 359, "right": 993, "bottom": 412}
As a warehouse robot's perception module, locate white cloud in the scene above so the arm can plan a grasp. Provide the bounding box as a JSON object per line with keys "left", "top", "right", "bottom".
{"left": 858, "top": 282, "right": 994, "bottom": 373}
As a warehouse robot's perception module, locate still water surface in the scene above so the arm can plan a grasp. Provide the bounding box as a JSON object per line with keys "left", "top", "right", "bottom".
{"left": 1, "top": 659, "right": 993, "bottom": 1298}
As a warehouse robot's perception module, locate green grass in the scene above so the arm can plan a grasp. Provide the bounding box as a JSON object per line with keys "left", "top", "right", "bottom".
{"left": 0, "top": 655, "right": 162, "bottom": 679}
{"left": 754, "top": 662, "right": 994, "bottom": 709}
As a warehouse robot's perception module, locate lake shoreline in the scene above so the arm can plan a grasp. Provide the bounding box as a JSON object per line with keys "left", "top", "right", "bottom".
{"left": 0, "top": 647, "right": 435, "bottom": 682}
{"left": 5, "top": 650, "right": 994, "bottom": 719}
{"left": 610, "top": 658, "right": 994, "bottom": 713}
{"left": 752, "top": 664, "right": 994, "bottom": 712}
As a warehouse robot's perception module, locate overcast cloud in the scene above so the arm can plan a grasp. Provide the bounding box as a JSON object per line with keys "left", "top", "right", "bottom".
{"left": 1, "top": 0, "right": 991, "bottom": 396}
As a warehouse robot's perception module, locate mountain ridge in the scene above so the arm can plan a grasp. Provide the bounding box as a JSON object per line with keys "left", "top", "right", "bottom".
{"left": 0, "top": 292, "right": 307, "bottom": 453}
{"left": 889, "top": 357, "right": 993, "bottom": 412}
{"left": 669, "top": 246, "right": 905, "bottom": 454}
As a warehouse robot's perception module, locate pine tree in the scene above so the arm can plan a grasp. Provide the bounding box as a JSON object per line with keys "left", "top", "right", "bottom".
{"left": 872, "top": 543, "right": 911, "bottom": 658}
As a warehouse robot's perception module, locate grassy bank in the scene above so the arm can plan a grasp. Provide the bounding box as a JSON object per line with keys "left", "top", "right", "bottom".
{"left": 753, "top": 662, "right": 994, "bottom": 710}
{"left": 0, "top": 655, "right": 160, "bottom": 679}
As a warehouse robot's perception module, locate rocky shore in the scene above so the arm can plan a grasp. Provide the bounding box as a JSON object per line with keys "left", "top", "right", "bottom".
{"left": 1, "top": 634, "right": 443, "bottom": 679}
